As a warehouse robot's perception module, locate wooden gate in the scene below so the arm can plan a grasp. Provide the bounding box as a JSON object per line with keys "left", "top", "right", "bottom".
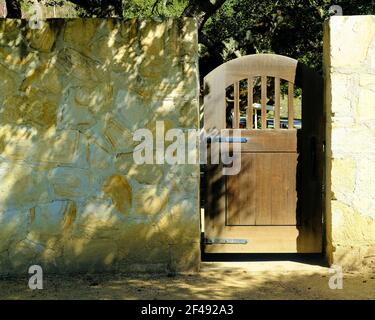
{"left": 203, "top": 54, "right": 324, "bottom": 253}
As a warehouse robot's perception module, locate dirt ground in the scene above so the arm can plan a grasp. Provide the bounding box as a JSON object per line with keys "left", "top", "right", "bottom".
{"left": 1, "top": 261, "right": 375, "bottom": 300}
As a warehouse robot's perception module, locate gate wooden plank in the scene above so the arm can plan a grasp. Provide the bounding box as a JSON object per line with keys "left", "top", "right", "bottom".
{"left": 274, "top": 77, "right": 281, "bottom": 129}
{"left": 271, "top": 153, "right": 297, "bottom": 225}
{"left": 255, "top": 153, "right": 272, "bottom": 225}
{"left": 247, "top": 78, "right": 253, "bottom": 129}
{"left": 234, "top": 81, "right": 240, "bottom": 128}
{"left": 288, "top": 82, "right": 294, "bottom": 129}
{"left": 287, "top": 153, "right": 298, "bottom": 224}
{"left": 226, "top": 154, "right": 256, "bottom": 225}
{"left": 226, "top": 164, "right": 240, "bottom": 225}
{"left": 261, "top": 76, "right": 267, "bottom": 129}
{"left": 271, "top": 154, "right": 285, "bottom": 225}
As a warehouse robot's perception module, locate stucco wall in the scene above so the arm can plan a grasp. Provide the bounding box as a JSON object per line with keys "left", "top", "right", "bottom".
{"left": 0, "top": 18, "right": 200, "bottom": 274}
{"left": 324, "top": 16, "right": 375, "bottom": 270}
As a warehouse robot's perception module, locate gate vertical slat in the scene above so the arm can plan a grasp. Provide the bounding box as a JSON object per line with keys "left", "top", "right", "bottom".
{"left": 288, "top": 82, "right": 294, "bottom": 129}
{"left": 234, "top": 81, "right": 240, "bottom": 128}
{"left": 261, "top": 76, "right": 267, "bottom": 129}
{"left": 274, "top": 77, "right": 281, "bottom": 129}
{"left": 247, "top": 78, "right": 253, "bottom": 129}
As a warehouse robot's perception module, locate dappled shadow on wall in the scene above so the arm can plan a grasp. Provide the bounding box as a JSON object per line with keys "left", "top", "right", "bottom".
{"left": 0, "top": 18, "right": 200, "bottom": 274}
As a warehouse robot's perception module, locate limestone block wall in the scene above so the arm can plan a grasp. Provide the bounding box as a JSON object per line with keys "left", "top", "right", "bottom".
{"left": 324, "top": 16, "right": 375, "bottom": 270}
{"left": 0, "top": 18, "right": 200, "bottom": 274}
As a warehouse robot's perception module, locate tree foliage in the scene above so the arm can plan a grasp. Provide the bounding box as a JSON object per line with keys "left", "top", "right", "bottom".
{"left": 4, "top": 0, "right": 375, "bottom": 76}
{"left": 122, "top": 0, "right": 187, "bottom": 19}
{"left": 201, "top": 0, "right": 375, "bottom": 76}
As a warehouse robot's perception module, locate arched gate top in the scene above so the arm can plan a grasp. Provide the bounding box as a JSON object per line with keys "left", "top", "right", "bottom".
{"left": 203, "top": 54, "right": 299, "bottom": 131}
{"left": 204, "top": 54, "right": 298, "bottom": 88}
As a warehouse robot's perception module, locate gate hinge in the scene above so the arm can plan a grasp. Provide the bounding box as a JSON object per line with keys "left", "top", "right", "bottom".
{"left": 205, "top": 238, "right": 248, "bottom": 245}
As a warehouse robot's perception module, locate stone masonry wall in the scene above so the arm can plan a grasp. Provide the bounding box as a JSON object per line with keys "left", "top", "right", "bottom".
{"left": 0, "top": 19, "right": 200, "bottom": 274}
{"left": 324, "top": 16, "right": 375, "bottom": 270}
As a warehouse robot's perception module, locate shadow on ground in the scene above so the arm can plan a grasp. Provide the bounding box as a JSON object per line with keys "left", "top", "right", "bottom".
{"left": 1, "top": 262, "right": 375, "bottom": 300}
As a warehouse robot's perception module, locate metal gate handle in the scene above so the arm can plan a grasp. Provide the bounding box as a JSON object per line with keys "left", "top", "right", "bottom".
{"left": 207, "top": 137, "right": 248, "bottom": 143}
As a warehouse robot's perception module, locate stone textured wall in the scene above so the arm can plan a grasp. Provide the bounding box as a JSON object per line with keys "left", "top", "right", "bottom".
{"left": 0, "top": 18, "right": 200, "bottom": 274}
{"left": 324, "top": 16, "right": 375, "bottom": 270}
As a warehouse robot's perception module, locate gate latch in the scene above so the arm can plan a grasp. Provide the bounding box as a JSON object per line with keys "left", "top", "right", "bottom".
{"left": 207, "top": 137, "right": 248, "bottom": 143}
{"left": 205, "top": 238, "right": 248, "bottom": 245}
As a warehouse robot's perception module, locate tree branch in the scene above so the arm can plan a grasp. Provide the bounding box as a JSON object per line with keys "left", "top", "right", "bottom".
{"left": 182, "top": 0, "right": 227, "bottom": 30}
{"left": 151, "top": 0, "right": 163, "bottom": 15}
{"left": 5, "top": 0, "right": 22, "bottom": 18}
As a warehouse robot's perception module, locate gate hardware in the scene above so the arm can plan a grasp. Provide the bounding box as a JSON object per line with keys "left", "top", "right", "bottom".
{"left": 207, "top": 137, "right": 248, "bottom": 143}
{"left": 205, "top": 238, "right": 248, "bottom": 244}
